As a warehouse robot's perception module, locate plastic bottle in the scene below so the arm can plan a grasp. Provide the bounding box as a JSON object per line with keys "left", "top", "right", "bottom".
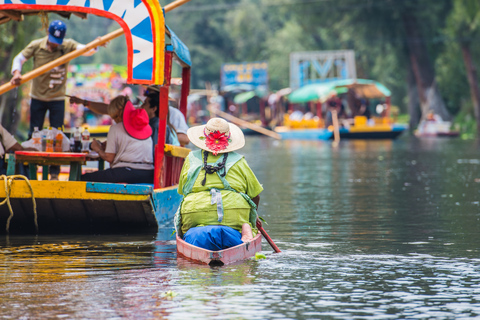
{"left": 32, "top": 127, "right": 42, "bottom": 151}
{"left": 70, "top": 136, "right": 75, "bottom": 152}
{"left": 45, "top": 127, "right": 54, "bottom": 152}
{"left": 81, "top": 127, "right": 90, "bottom": 153}
{"left": 73, "top": 127, "right": 82, "bottom": 152}
{"left": 41, "top": 127, "right": 48, "bottom": 152}
{"left": 54, "top": 127, "right": 63, "bottom": 152}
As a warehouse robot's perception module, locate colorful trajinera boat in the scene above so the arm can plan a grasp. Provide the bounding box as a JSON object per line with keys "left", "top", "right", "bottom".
{"left": 0, "top": 0, "right": 192, "bottom": 234}
{"left": 277, "top": 79, "right": 407, "bottom": 140}
{"left": 176, "top": 233, "right": 262, "bottom": 266}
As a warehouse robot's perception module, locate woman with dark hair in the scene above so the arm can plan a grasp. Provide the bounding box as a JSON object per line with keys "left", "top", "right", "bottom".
{"left": 141, "top": 91, "right": 179, "bottom": 148}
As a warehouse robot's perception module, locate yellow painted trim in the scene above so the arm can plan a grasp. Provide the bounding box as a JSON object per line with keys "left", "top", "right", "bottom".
{"left": 145, "top": 0, "right": 165, "bottom": 84}
{"left": 349, "top": 125, "right": 392, "bottom": 133}
{"left": 154, "top": 184, "right": 178, "bottom": 192}
{"left": 0, "top": 181, "right": 150, "bottom": 201}
{"left": 164, "top": 144, "right": 191, "bottom": 158}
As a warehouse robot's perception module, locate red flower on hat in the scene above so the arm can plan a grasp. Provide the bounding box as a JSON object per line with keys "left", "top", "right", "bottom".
{"left": 204, "top": 130, "right": 230, "bottom": 155}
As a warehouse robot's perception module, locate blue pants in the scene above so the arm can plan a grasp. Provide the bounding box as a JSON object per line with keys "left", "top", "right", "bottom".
{"left": 29, "top": 98, "right": 65, "bottom": 136}
{"left": 183, "top": 225, "right": 243, "bottom": 251}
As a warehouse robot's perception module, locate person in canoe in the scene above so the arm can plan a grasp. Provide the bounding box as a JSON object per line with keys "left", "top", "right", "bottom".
{"left": 174, "top": 118, "right": 263, "bottom": 251}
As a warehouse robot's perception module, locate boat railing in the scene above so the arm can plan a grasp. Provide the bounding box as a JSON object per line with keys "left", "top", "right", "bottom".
{"left": 160, "top": 144, "right": 190, "bottom": 188}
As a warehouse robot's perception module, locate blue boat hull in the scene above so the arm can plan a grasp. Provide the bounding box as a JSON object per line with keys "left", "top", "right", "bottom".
{"left": 278, "top": 129, "right": 333, "bottom": 140}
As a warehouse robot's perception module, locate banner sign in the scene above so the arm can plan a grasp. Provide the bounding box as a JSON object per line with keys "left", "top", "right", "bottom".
{"left": 221, "top": 61, "right": 268, "bottom": 89}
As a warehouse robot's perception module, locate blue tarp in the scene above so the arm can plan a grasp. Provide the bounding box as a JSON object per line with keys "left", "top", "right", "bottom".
{"left": 166, "top": 25, "right": 191, "bottom": 67}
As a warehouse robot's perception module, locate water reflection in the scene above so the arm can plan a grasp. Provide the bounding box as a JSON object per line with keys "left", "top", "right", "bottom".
{"left": 1, "top": 137, "right": 480, "bottom": 319}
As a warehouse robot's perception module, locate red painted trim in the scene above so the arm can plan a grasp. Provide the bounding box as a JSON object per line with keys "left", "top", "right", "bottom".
{"left": 385, "top": 96, "right": 391, "bottom": 119}
{"left": 164, "top": 51, "right": 173, "bottom": 86}
{"left": 0, "top": 4, "right": 144, "bottom": 84}
{"left": 179, "top": 68, "right": 191, "bottom": 119}
{"left": 153, "top": 52, "right": 173, "bottom": 188}
{"left": 15, "top": 151, "right": 86, "bottom": 159}
{"left": 260, "top": 99, "right": 266, "bottom": 126}
{"left": 316, "top": 102, "right": 322, "bottom": 120}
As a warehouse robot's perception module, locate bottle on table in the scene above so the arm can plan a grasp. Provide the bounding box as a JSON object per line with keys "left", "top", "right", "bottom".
{"left": 45, "top": 127, "right": 54, "bottom": 152}
{"left": 32, "top": 127, "right": 42, "bottom": 151}
{"left": 54, "top": 127, "right": 63, "bottom": 152}
{"left": 73, "top": 127, "right": 82, "bottom": 152}
{"left": 41, "top": 127, "right": 48, "bottom": 152}
{"left": 81, "top": 127, "right": 90, "bottom": 153}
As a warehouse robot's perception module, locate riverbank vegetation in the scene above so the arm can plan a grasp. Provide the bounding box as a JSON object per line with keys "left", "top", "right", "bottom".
{"left": 0, "top": 0, "right": 479, "bottom": 136}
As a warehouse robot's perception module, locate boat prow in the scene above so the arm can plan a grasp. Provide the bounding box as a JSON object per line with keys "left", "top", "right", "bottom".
{"left": 0, "top": 180, "right": 183, "bottom": 234}
{"left": 176, "top": 233, "right": 262, "bottom": 266}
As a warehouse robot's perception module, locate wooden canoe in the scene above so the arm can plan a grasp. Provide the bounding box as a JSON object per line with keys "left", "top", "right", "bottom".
{"left": 176, "top": 233, "right": 262, "bottom": 266}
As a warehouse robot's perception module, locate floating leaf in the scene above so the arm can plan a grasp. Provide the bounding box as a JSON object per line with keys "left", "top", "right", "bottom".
{"left": 199, "top": 136, "right": 205, "bottom": 140}
{"left": 255, "top": 252, "right": 266, "bottom": 260}
{"left": 163, "top": 291, "right": 178, "bottom": 298}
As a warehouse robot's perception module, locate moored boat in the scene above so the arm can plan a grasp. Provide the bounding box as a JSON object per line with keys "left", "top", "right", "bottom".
{"left": 0, "top": 0, "right": 193, "bottom": 234}
{"left": 280, "top": 79, "right": 407, "bottom": 140}
{"left": 414, "top": 118, "right": 459, "bottom": 138}
{"left": 176, "top": 233, "right": 262, "bottom": 266}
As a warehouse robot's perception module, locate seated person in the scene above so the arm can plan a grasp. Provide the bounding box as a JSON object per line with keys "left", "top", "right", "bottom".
{"left": 175, "top": 118, "right": 263, "bottom": 251}
{"left": 0, "top": 124, "right": 36, "bottom": 175}
{"left": 142, "top": 85, "right": 190, "bottom": 146}
{"left": 141, "top": 89, "right": 180, "bottom": 149}
{"left": 289, "top": 109, "right": 304, "bottom": 121}
{"left": 81, "top": 96, "right": 154, "bottom": 184}
{"left": 69, "top": 85, "right": 190, "bottom": 147}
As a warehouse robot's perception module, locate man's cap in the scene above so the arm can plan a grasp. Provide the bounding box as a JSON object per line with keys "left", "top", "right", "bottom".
{"left": 48, "top": 20, "right": 67, "bottom": 45}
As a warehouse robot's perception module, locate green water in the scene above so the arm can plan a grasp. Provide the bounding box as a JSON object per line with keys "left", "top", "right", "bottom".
{"left": 1, "top": 136, "right": 480, "bottom": 319}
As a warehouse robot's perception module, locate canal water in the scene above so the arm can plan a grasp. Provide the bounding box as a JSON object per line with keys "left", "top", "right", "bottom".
{"left": 1, "top": 136, "right": 480, "bottom": 319}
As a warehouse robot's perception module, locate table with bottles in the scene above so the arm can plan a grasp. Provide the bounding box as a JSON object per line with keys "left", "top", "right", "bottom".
{"left": 14, "top": 126, "right": 100, "bottom": 181}
{"left": 13, "top": 151, "right": 87, "bottom": 181}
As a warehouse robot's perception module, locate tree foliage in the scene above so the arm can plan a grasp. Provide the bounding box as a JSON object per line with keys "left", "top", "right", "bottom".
{"left": 1, "top": 0, "right": 480, "bottom": 133}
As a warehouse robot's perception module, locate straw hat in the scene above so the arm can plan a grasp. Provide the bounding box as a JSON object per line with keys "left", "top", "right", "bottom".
{"left": 123, "top": 101, "right": 152, "bottom": 140}
{"left": 187, "top": 118, "right": 245, "bottom": 155}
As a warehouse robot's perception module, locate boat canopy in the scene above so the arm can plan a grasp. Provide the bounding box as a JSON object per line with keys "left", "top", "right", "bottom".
{"left": 0, "top": 0, "right": 166, "bottom": 85}
{"left": 288, "top": 79, "right": 391, "bottom": 104}
{"left": 234, "top": 91, "right": 256, "bottom": 104}
{"left": 166, "top": 26, "right": 191, "bottom": 68}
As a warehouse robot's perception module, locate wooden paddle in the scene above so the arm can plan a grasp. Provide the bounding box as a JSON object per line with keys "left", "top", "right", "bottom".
{"left": 0, "top": 0, "right": 192, "bottom": 96}
{"left": 209, "top": 107, "right": 282, "bottom": 140}
{"left": 256, "top": 219, "right": 281, "bottom": 253}
{"left": 331, "top": 109, "right": 340, "bottom": 147}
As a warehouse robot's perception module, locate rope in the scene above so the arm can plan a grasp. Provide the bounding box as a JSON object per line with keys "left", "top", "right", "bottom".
{"left": 0, "top": 175, "right": 38, "bottom": 233}
{"left": 201, "top": 151, "right": 228, "bottom": 186}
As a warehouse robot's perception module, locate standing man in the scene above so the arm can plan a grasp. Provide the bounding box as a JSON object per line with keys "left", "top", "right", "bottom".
{"left": 10, "top": 20, "right": 99, "bottom": 179}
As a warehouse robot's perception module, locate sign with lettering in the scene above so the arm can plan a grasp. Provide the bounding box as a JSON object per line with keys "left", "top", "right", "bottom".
{"left": 221, "top": 62, "right": 268, "bottom": 89}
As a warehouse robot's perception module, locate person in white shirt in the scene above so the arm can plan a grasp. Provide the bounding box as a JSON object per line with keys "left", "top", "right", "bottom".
{"left": 0, "top": 125, "right": 36, "bottom": 175}
{"left": 81, "top": 96, "right": 154, "bottom": 184}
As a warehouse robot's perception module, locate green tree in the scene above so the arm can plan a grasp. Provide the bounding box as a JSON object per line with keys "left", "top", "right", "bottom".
{"left": 445, "top": 0, "right": 480, "bottom": 134}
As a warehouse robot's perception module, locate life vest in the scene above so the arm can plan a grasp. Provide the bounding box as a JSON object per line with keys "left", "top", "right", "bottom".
{"left": 174, "top": 149, "right": 259, "bottom": 236}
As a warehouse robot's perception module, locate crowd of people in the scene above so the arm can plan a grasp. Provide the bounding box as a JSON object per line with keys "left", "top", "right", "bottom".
{"left": 5, "top": 20, "right": 190, "bottom": 184}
